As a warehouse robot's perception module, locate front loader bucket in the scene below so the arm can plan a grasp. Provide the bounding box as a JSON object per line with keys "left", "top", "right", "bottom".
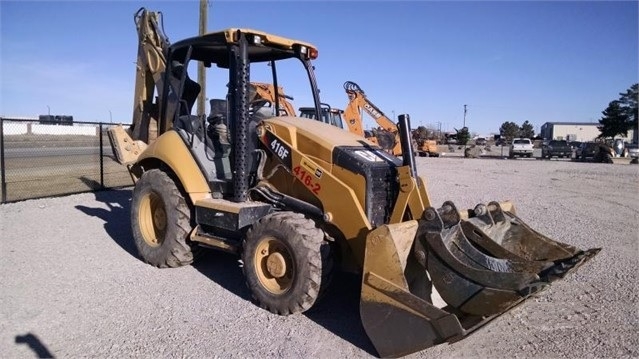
{"left": 360, "top": 201, "right": 600, "bottom": 358}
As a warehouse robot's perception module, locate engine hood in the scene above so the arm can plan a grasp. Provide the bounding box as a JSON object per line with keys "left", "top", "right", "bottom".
{"left": 260, "top": 116, "right": 379, "bottom": 165}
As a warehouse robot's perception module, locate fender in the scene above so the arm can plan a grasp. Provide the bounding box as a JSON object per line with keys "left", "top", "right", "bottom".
{"left": 136, "top": 130, "right": 210, "bottom": 202}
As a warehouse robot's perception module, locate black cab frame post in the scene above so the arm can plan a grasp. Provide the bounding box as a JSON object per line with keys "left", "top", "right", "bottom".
{"left": 229, "top": 31, "right": 251, "bottom": 203}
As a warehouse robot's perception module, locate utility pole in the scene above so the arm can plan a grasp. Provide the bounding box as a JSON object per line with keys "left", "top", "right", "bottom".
{"left": 463, "top": 104, "right": 468, "bottom": 151}
{"left": 197, "top": 0, "right": 208, "bottom": 118}
{"left": 463, "top": 104, "right": 467, "bottom": 128}
{"left": 47, "top": 105, "right": 50, "bottom": 116}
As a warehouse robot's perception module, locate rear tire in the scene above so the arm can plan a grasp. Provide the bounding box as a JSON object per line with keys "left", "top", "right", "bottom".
{"left": 131, "top": 169, "right": 199, "bottom": 268}
{"left": 242, "top": 211, "right": 333, "bottom": 315}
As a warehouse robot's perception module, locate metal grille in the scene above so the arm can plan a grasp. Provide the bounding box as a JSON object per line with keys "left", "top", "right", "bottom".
{"left": 1, "top": 118, "right": 133, "bottom": 203}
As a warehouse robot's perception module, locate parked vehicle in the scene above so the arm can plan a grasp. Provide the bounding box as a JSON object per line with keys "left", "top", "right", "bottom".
{"left": 495, "top": 138, "right": 508, "bottom": 146}
{"left": 542, "top": 140, "right": 572, "bottom": 159}
{"left": 475, "top": 137, "right": 487, "bottom": 146}
{"left": 627, "top": 143, "right": 639, "bottom": 159}
{"left": 509, "top": 138, "right": 534, "bottom": 158}
{"left": 575, "top": 142, "right": 598, "bottom": 160}
{"left": 569, "top": 141, "right": 582, "bottom": 150}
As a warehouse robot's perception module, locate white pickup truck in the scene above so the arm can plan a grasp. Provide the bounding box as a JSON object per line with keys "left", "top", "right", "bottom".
{"left": 509, "top": 138, "right": 534, "bottom": 158}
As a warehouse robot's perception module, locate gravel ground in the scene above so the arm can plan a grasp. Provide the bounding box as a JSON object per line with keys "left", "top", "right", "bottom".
{"left": 1, "top": 157, "right": 637, "bottom": 358}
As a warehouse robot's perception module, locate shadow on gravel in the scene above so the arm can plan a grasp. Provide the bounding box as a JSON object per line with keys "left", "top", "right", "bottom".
{"left": 74, "top": 187, "right": 136, "bottom": 258}
{"left": 193, "top": 250, "right": 376, "bottom": 355}
{"left": 71, "top": 182, "right": 374, "bottom": 354}
{"left": 304, "top": 272, "right": 377, "bottom": 356}
{"left": 15, "top": 333, "right": 55, "bottom": 358}
{"left": 192, "top": 250, "right": 252, "bottom": 302}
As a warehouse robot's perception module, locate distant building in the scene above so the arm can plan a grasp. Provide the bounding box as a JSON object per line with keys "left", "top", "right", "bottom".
{"left": 540, "top": 122, "right": 635, "bottom": 142}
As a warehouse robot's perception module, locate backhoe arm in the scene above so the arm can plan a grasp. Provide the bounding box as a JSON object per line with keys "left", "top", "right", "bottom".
{"left": 107, "top": 7, "right": 170, "bottom": 167}
{"left": 344, "top": 81, "right": 398, "bottom": 133}
{"left": 343, "top": 89, "right": 365, "bottom": 137}
{"left": 130, "top": 7, "right": 170, "bottom": 144}
{"left": 250, "top": 82, "right": 296, "bottom": 116}
{"left": 343, "top": 81, "right": 404, "bottom": 155}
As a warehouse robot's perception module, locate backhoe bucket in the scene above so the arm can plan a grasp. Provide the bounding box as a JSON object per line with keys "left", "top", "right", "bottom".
{"left": 360, "top": 201, "right": 600, "bottom": 358}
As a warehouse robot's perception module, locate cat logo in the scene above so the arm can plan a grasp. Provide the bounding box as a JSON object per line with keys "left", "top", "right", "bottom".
{"left": 301, "top": 158, "right": 323, "bottom": 179}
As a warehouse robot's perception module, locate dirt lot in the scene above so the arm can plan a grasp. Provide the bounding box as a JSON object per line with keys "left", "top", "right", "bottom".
{"left": 1, "top": 157, "right": 637, "bottom": 358}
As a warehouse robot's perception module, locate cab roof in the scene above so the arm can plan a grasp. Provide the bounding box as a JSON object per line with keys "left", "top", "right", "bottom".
{"left": 169, "top": 28, "right": 318, "bottom": 66}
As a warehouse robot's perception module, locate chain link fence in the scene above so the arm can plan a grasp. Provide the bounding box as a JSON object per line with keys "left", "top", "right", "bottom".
{"left": 0, "top": 117, "right": 133, "bottom": 203}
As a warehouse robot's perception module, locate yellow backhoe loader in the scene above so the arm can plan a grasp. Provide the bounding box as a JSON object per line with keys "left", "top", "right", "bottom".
{"left": 247, "top": 83, "right": 346, "bottom": 130}
{"left": 108, "top": 8, "right": 600, "bottom": 358}
{"left": 248, "top": 82, "right": 296, "bottom": 117}
{"left": 343, "top": 81, "right": 438, "bottom": 157}
{"left": 299, "top": 103, "right": 346, "bottom": 129}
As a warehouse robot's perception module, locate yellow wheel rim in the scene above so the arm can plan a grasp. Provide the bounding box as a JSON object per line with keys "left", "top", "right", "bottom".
{"left": 139, "top": 192, "right": 167, "bottom": 247}
{"left": 254, "top": 236, "right": 294, "bottom": 294}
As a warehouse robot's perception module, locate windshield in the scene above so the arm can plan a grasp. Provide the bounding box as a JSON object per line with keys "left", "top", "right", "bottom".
{"left": 299, "top": 108, "right": 345, "bottom": 129}
{"left": 176, "top": 54, "right": 319, "bottom": 121}
{"left": 513, "top": 139, "right": 531, "bottom": 144}
{"left": 330, "top": 112, "right": 344, "bottom": 129}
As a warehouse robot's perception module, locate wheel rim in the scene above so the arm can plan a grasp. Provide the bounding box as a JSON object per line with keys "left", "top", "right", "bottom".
{"left": 139, "top": 191, "right": 167, "bottom": 247}
{"left": 254, "top": 236, "right": 294, "bottom": 294}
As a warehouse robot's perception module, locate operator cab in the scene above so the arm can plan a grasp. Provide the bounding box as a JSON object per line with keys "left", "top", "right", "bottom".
{"left": 162, "top": 28, "right": 323, "bottom": 200}
{"left": 299, "top": 103, "right": 345, "bottom": 130}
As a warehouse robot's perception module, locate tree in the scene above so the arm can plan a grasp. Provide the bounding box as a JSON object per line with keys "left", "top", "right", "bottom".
{"left": 598, "top": 100, "right": 629, "bottom": 138}
{"left": 455, "top": 126, "right": 470, "bottom": 145}
{"left": 619, "top": 83, "right": 638, "bottom": 128}
{"left": 598, "top": 83, "right": 638, "bottom": 138}
{"left": 519, "top": 121, "right": 535, "bottom": 139}
{"left": 499, "top": 121, "right": 519, "bottom": 141}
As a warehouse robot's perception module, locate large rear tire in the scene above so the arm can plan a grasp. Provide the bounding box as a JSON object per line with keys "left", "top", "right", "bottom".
{"left": 131, "top": 169, "right": 199, "bottom": 268}
{"left": 242, "top": 211, "right": 333, "bottom": 315}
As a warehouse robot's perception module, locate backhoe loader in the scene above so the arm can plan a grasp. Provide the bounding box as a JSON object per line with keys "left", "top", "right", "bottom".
{"left": 108, "top": 8, "right": 600, "bottom": 358}
{"left": 247, "top": 83, "right": 346, "bottom": 130}
{"left": 248, "top": 82, "right": 296, "bottom": 117}
{"left": 299, "top": 103, "right": 346, "bottom": 129}
{"left": 343, "top": 81, "right": 438, "bottom": 157}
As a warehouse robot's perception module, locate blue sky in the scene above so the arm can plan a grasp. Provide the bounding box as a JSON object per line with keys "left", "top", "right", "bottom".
{"left": 1, "top": 1, "right": 637, "bottom": 136}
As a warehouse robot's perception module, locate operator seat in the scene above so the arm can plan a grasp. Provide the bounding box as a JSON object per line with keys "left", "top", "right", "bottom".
{"left": 207, "top": 99, "right": 233, "bottom": 184}
{"left": 180, "top": 70, "right": 201, "bottom": 116}
{"left": 171, "top": 61, "right": 201, "bottom": 133}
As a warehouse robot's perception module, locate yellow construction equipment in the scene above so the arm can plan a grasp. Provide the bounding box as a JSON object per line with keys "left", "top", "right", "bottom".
{"left": 248, "top": 82, "right": 296, "bottom": 117}
{"left": 108, "top": 8, "right": 600, "bottom": 358}
{"left": 299, "top": 103, "right": 346, "bottom": 129}
{"left": 245, "top": 83, "right": 346, "bottom": 130}
{"left": 414, "top": 137, "right": 439, "bottom": 157}
{"left": 343, "top": 81, "right": 436, "bottom": 156}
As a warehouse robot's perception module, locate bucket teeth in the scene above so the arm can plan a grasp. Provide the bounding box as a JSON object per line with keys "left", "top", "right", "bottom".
{"left": 415, "top": 201, "right": 601, "bottom": 316}
{"left": 359, "top": 201, "right": 600, "bottom": 358}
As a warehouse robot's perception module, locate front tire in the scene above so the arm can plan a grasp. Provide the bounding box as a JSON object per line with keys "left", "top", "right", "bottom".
{"left": 242, "top": 211, "right": 333, "bottom": 315}
{"left": 131, "top": 169, "right": 199, "bottom": 268}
